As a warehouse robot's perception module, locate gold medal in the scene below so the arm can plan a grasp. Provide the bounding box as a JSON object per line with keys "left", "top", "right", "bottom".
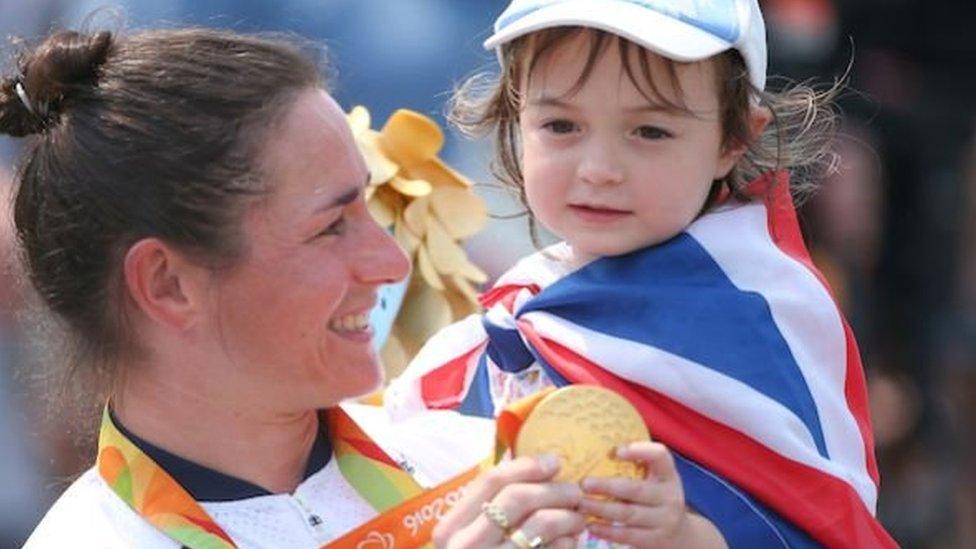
{"left": 513, "top": 385, "right": 650, "bottom": 483}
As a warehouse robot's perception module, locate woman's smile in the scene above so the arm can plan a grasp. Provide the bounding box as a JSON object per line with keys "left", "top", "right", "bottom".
{"left": 328, "top": 308, "right": 374, "bottom": 341}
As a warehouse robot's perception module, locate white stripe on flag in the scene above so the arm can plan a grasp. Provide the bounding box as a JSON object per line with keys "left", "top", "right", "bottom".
{"left": 688, "top": 203, "right": 876, "bottom": 510}
{"left": 385, "top": 314, "right": 486, "bottom": 420}
{"left": 523, "top": 311, "right": 870, "bottom": 500}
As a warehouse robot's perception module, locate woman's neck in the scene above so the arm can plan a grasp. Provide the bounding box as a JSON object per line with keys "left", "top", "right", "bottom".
{"left": 113, "top": 369, "right": 321, "bottom": 495}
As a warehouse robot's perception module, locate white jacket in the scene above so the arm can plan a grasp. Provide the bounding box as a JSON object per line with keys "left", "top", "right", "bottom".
{"left": 25, "top": 404, "right": 493, "bottom": 548}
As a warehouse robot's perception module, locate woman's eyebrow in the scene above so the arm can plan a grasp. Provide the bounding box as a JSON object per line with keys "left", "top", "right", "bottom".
{"left": 312, "top": 179, "right": 364, "bottom": 214}
{"left": 315, "top": 172, "right": 372, "bottom": 213}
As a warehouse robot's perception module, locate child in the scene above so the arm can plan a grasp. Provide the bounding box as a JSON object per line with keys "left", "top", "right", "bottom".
{"left": 387, "top": 1, "right": 895, "bottom": 547}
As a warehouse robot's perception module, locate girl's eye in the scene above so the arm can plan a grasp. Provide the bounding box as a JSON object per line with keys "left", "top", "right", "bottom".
{"left": 317, "top": 216, "right": 347, "bottom": 238}
{"left": 634, "top": 125, "right": 672, "bottom": 140}
{"left": 542, "top": 119, "right": 578, "bottom": 134}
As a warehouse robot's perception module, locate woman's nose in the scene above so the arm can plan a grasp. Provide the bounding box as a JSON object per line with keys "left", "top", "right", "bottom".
{"left": 355, "top": 218, "right": 412, "bottom": 286}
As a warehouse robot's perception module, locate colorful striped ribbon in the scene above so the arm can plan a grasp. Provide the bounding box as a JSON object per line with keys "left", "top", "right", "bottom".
{"left": 97, "top": 406, "right": 480, "bottom": 549}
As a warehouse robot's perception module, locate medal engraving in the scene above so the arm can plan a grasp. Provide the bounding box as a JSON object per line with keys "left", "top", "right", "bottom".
{"left": 514, "top": 385, "right": 650, "bottom": 482}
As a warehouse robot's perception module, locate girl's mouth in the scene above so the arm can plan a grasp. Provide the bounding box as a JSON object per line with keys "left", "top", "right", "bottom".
{"left": 568, "top": 204, "right": 632, "bottom": 223}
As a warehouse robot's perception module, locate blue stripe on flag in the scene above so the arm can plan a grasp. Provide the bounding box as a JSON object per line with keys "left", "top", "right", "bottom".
{"left": 458, "top": 354, "right": 496, "bottom": 418}
{"left": 521, "top": 342, "right": 572, "bottom": 390}
{"left": 520, "top": 233, "right": 830, "bottom": 458}
{"left": 526, "top": 343, "right": 821, "bottom": 547}
{"left": 675, "top": 453, "right": 821, "bottom": 548}
{"left": 484, "top": 316, "right": 537, "bottom": 373}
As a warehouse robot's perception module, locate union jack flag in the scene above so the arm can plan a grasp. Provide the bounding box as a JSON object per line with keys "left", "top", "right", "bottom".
{"left": 386, "top": 172, "right": 896, "bottom": 548}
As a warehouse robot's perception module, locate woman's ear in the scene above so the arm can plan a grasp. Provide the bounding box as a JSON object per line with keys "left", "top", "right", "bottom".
{"left": 715, "top": 105, "right": 772, "bottom": 179}
{"left": 122, "top": 238, "right": 208, "bottom": 331}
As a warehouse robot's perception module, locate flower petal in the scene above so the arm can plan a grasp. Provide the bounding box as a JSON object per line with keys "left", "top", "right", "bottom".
{"left": 448, "top": 274, "right": 480, "bottom": 305}
{"left": 394, "top": 216, "right": 421, "bottom": 253}
{"left": 457, "top": 256, "right": 488, "bottom": 284}
{"left": 416, "top": 245, "right": 444, "bottom": 290}
{"left": 396, "top": 275, "right": 452, "bottom": 350}
{"left": 360, "top": 133, "right": 400, "bottom": 184}
{"left": 406, "top": 159, "right": 472, "bottom": 188}
{"left": 426, "top": 217, "right": 470, "bottom": 275}
{"left": 380, "top": 109, "right": 444, "bottom": 167}
{"left": 367, "top": 193, "right": 396, "bottom": 229}
{"left": 403, "top": 196, "right": 429, "bottom": 238}
{"left": 347, "top": 105, "right": 371, "bottom": 135}
{"left": 389, "top": 176, "right": 433, "bottom": 197}
{"left": 430, "top": 186, "right": 488, "bottom": 239}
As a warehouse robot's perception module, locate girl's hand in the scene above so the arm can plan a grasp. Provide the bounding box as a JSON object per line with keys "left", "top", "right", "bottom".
{"left": 579, "top": 442, "right": 727, "bottom": 548}
{"left": 433, "top": 454, "right": 587, "bottom": 549}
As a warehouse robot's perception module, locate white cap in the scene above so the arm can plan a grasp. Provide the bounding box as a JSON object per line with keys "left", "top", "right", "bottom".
{"left": 485, "top": 0, "right": 768, "bottom": 92}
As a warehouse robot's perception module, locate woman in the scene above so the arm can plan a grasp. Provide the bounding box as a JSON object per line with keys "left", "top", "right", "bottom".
{"left": 3, "top": 29, "right": 586, "bottom": 548}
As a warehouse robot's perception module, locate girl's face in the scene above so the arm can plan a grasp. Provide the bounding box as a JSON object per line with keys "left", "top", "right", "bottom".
{"left": 207, "top": 89, "right": 410, "bottom": 412}
{"left": 519, "top": 33, "right": 740, "bottom": 260}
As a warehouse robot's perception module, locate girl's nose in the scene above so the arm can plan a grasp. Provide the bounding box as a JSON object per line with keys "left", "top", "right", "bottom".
{"left": 576, "top": 140, "right": 625, "bottom": 186}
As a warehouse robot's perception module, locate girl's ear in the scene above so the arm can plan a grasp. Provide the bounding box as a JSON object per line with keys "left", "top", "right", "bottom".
{"left": 715, "top": 105, "right": 772, "bottom": 179}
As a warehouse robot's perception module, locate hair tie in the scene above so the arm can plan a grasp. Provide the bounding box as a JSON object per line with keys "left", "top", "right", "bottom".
{"left": 14, "top": 80, "right": 37, "bottom": 116}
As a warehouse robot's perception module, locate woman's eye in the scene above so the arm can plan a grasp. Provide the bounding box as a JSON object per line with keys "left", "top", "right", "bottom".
{"left": 542, "top": 119, "right": 578, "bottom": 134}
{"left": 317, "top": 216, "right": 347, "bottom": 238}
{"left": 634, "top": 125, "right": 672, "bottom": 140}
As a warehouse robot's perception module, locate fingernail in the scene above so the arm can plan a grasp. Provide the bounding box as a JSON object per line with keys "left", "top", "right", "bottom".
{"left": 538, "top": 453, "right": 560, "bottom": 473}
{"left": 580, "top": 477, "right": 595, "bottom": 490}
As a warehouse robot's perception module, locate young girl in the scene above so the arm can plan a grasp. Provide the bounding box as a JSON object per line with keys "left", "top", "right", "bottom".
{"left": 388, "top": 1, "right": 895, "bottom": 547}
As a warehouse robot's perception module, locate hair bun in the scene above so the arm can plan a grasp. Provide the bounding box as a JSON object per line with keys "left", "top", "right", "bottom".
{"left": 1, "top": 30, "right": 113, "bottom": 136}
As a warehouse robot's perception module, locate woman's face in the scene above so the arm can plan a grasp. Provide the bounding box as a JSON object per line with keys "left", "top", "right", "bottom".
{"left": 208, "top": 88, "right": 410, "bottom": 411}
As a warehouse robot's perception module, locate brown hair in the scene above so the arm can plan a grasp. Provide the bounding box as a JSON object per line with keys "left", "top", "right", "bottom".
{"left": 0, "top": 28, "right": 322, "bottom": 407}
{"left": 451, "top": 28, "right": 839, "bottom": 244}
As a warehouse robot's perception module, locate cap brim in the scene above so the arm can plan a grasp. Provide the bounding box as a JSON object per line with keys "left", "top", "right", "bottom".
{"left": 484, "top": 0, "right": 732, "bottom": 63}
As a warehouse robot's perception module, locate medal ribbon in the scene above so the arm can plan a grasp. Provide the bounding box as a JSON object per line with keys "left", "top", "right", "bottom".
{"left": 326, "top": 408, "right": 482, "bottom": 548}
{"left": 97, "top": 406, "right": 482, "bottom": 549}
{"left": 97, "top": 407, "right": 236, "bottom": 549}
{"left": 493, "top": 387, "right": 555, "bottom": 463}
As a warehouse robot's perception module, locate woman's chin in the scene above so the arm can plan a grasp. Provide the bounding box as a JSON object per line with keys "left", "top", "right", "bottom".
{"left": 347, "top": 366, "right": 385, "bottom": 401}
{"left": 320, "top": 357, "right": 385, "bottom": 405}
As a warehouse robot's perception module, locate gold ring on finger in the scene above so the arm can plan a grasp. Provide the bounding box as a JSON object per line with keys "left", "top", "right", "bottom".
{"left": 509, "top": 528, "right": 544, "bottom": 549}
{"left": 481, "top": 501, "right": 511, "bottom": 532}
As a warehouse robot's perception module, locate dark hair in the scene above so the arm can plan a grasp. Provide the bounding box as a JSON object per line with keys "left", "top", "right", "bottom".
{"left": 0, "top": 28, "right": 322, "bottom": 403}
{"left": 451, "top": 28, "right": 839, "bottom": 246}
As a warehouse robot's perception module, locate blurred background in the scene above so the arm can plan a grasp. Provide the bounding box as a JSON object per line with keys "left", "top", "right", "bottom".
{"left": 0, "top": 1, "right": 973, "bottom": 547}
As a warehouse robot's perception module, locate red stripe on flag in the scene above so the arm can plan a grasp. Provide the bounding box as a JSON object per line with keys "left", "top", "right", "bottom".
{"left": 478, "top": 283, "right": 540, "bottom": 309}
{"left": 420, "top": 343, "right": 487, "bottom": 410}
{"left": 763, "top": 171, "right": 881, "bottom": 487}
{"left": 519, "top": 320, "right": 896, "bottom": 548}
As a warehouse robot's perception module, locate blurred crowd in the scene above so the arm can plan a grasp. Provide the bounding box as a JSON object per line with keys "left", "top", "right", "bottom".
{"left": 765, "top": 1, "right": 976, "bottom": 546}
{"left": 1, "top": 1, "right": 973, "bottom": 547}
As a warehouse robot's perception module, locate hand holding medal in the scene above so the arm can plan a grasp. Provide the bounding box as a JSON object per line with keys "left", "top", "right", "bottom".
{"left": 495, "top": 386, "right": 712, "bottom": 549}
{"left": 432, "top": 454, "right": 587, "bottom": 549}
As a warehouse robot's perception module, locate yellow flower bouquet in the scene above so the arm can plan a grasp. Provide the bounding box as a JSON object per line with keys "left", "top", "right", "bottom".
{"left": 348, "top": 106, "right": 488, "bottom": 376}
